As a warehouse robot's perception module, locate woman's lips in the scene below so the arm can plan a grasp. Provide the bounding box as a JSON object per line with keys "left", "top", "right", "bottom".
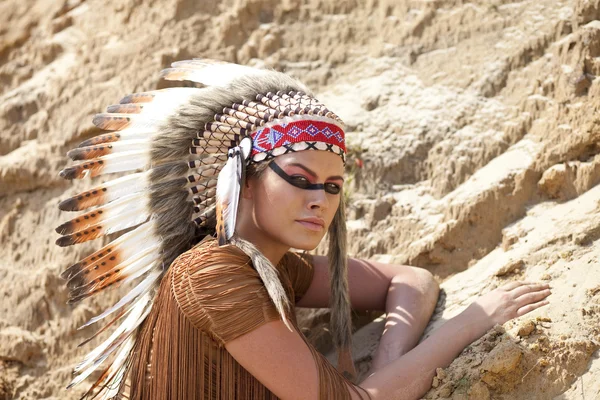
{"left": 296, "top": 219, "right": 324, "bottom": 231}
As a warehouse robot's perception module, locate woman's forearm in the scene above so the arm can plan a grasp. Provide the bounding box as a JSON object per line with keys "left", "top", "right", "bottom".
{"left": 359, "top": 305, "right": 493, "bottom": 400}
{"left": 371, "top": 271, "right": 439, "bottom": 371}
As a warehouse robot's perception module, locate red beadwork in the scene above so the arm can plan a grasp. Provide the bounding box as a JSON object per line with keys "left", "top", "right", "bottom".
{"left": 250, "top": 120, "right": 345, "bottom": 157}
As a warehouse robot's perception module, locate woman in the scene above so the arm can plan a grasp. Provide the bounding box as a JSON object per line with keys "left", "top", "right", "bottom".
{"left": 56, "top": 60, "right": 551, "bottom": 399}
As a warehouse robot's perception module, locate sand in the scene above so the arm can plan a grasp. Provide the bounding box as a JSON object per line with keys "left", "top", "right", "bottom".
{"left": 1, "top": 0, "right": 599, "bottom": 398}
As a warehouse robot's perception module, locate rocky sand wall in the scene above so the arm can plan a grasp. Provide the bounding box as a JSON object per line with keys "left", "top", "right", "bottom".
{"left": 1, "top": 0, "right": 599, "bottom": 398}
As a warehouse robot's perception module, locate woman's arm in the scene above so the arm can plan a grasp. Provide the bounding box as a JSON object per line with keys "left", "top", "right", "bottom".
{"left": 225, "top": 281, "right": 551, "bottom": 399}
{"left": 360, "top": 281, "right": 551, "bottom": 398}
{"left": 298, "top": 256, "right": 440, "bottom": 369}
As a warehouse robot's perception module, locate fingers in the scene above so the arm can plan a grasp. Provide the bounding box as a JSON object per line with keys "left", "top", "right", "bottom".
{"left": 500, "top": 281, "right": 529, "bottom": 291}
{"left": 511, "top": 282, "right": 551, "bottom": 298}
{"left": 515, "top": 288, "right": 551, "bottom": 306}
{"left": 516, "top": 299, "right": 550, "bottom": 317}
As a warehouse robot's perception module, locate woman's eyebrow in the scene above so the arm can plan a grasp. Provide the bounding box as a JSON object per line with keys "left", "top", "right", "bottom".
{"left": 286, "top": 162, "right": 345, "bottom": 182}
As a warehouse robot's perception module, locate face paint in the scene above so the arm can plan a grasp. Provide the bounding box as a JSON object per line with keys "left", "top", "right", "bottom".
{"left": 268, "top": 161, "right": 342, "bottom": 195}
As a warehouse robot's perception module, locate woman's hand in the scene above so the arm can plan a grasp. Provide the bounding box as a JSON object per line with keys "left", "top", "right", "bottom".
{"left": 468, "top": 281, "right": 551, "bottom": 328}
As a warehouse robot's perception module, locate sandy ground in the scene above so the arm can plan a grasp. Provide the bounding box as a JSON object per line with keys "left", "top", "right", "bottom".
{"left": 1, "top": 0, "right": 599, "bottom": 399}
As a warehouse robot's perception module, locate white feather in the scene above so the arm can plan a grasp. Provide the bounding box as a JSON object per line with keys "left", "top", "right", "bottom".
{"left": 102, "top": 171, "right": 149, "bottom": 203}
{"left": 119, "top": 252, "right": 161, "bottom": 285}
{"left": 102, "top": 209, "right": 150, "bottom": 236}
{"left": 98, "top": 334, "right": 138, "bottom": 400}
{"left": 101, "top": 220, "right": 153, "bottom": 254}
{"left": 216, "top": 148, "right": 243, "bottom": 241}
{"left": 100, "top": 149, "right": 150, "bottom": 175}
{"left": 69, "top": 293, "right": 152, "bottom": 387}
{"left": 100, "top": 139, "right": 149, "bottom": 154}
{"left": 79, "top": 269, "right": 161, "bottom": 329}
{"left": 73, "top": 293, "right": 151, "bottom": 375}
{"left": 98, "top": 334, "right": 137, "bottom": 400}
{"left": 103, "top": 126, "right": 158, "bottom": 141}
{"left": 165, "top": 60, "right": 270, "bottom": 87}
{"left": 133, "top": 87, "right": 199, "bottom": 114}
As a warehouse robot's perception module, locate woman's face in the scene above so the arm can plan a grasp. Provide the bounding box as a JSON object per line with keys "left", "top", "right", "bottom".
{"left": 241, "top": 150, "right": 345, "bottom": 252}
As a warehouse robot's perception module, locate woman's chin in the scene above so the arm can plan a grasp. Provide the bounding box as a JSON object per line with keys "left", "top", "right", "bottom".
{"left": 284, "top": 234, "right": 323, "bottom": 252}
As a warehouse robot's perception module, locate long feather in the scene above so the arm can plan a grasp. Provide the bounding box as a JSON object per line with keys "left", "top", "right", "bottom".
{"left": 106, "top": 103, "right": 145, "bottom": 114}
{"left": 215, "top": 149, "right": 241, "bottom": 245}
{"left": 58, "top": 171, "right": 149, "bottom": 212}
{"left": 66, "top": 239, "right": 160, "bottom": 302}
{"left": 73, "top": 293, "right": 151, "bottom": 374}
{"left": 56, "top": 190, "right": 149, "bottom": 235}
{"left": 60, "top": 222, "right": 153, "bottom": 280}
{"left": 56, "top": 196, "right": 150, "bottom": 247}
{"left": 70, "top": 293, "right": 153, "bottom": 392}
{"left": 78, "top": 269, "right": 161, "bottom": 329}
{"left": 77, "top": 127, "right": 157, "bottom": 148}
{"left": 77, "top": 308, "right": 129, "bottom": 348}
{"left": 67, "top": 139, "right": 149, "bottom": 161}
{"left": 161, "top": 59, "right": 270, "bottom": 87}
{"left": 59, "top": 150, "right": 149, "bottom": 180}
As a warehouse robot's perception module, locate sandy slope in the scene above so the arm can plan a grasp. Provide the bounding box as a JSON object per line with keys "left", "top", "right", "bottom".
{"left": 1, "top": 0, "right": 599, "bottom": 399}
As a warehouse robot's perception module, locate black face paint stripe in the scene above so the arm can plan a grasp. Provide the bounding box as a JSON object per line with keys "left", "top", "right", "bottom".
{"left": 269, "top": 161, "right": 339, "bottom": 194}
{"left": 269, "top": 161, "right": 325, "bottom": 190}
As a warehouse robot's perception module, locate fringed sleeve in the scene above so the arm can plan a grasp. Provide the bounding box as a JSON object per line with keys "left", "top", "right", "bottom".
{"left": 168, "top": 240, "right": 370, "bottom": 400}
{"left": 172, "top": 241, "right": 281, "bottom": 344}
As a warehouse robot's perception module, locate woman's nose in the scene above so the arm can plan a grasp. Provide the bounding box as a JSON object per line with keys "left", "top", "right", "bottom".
{"left": 307, "top": 189, "right": 328, "bottom": 210}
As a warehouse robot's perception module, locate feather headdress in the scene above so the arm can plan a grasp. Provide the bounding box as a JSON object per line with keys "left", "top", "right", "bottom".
{"left": 56, "top": 59, "right": 354, "bottom": 398}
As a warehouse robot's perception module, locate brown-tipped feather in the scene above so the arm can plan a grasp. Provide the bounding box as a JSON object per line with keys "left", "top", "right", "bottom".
{"left": 59, "top": 159, "right": 104, "bottom": 180}
{"left": 56, "top": 223, "right": 106, "bottom": 247}
{"left": 59, "top": 187, "right": 107, "bottom": 211}
{"left": 119, "top": 91, "right": 160, "bottom": 104}
{"left": 55, "top": 207, "right": 108, "bottom": 235}
{"left": 92, "top": 114, "right": 134, "bottom": 131}
{"left": 78, "top": 132, "right": 121, "bottom": 148}
{"left": 60, "top": 244, "right": 119, "bottom": 280}
{"left": 106, "top": 103, "right": 145, "bottom": 114}
{"left": 67, "top": 144, "right": 114, "bottom": 161}
{"left": 159, "top": 68, "right": 197, "bottom": 82}
{"left": 64, "top": 249, "right": 123, "bottom": 289}
{"left": 215, "top": 198, "right": 226, "bottom": 246}
{"left": 67, "top": 271, "right": 126, "bottom": 304}
{"left": 67, "top": 265, "right": 127, "bottom": 302}
{"left": 72, "top": 363, "right": 112, "bottom": 393}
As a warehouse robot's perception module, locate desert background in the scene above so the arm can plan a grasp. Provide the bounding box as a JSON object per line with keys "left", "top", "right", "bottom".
{"left": 1, "top": 0, "right": 600, "bottom": 399}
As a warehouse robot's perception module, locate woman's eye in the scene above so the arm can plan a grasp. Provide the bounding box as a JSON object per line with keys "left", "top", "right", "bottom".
{"left": 325, "top": 183, "right": 341, "bottom": 194}
{"left": 291, "top": 175, "right": 311, "bottom": 187}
